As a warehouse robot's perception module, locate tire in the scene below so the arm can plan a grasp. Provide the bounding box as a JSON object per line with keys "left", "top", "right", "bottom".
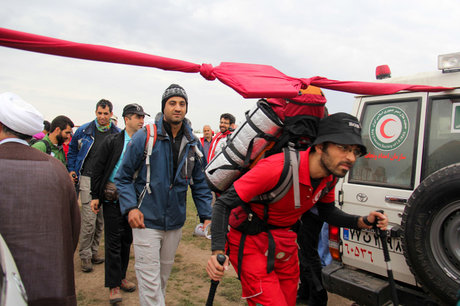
{"left": 401, "top": 163, "right": 460, "bottom": 305}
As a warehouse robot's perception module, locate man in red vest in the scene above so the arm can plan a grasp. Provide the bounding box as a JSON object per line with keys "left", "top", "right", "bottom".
{"left": 206, "top": 113, "right": 388, "bottom": 306}
{"left": 207, "top": 113, "right": 235, "bottom": 163}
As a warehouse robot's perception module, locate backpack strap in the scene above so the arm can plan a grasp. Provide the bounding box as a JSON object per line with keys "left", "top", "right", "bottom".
{"left": 42, "top": 139, "right": 52, "bottom": 155}
{"left": 236, "top": 203, "right": 277, "bottom": 279}
{"left": 237, "top": 233, "right": 247, "bottom": 280}
{"left": 188, "top": 137, "right": 204, "bottom": 186}
{"left": 33, "top": 139, "right": 52, "bottom": 155}
{"left": 288, "top": 144, "right": 301, "bottom": 208}
{"left": 263, "top": 204, "right": 277, "bottom": 275}
{"left": 251, "top": 144, "right": 301, "bottom": 208}
{"left": 136, "top": 124, "right": 157, "bottom": 208}
{"left": 144, "top": 123, "right": 157, "bottom": 195}
{"left": 319, "top": 175, "right": 338, "bottom": 200}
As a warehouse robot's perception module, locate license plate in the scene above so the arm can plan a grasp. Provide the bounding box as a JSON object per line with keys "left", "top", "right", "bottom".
{"left": 343, "top": 228, "right": 403, "bottom": 254}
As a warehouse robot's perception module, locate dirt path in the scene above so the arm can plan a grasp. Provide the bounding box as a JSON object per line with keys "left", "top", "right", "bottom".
{"left": 74, "top": 235, "right": 244, "bottom": 306}
{"left": 74, "top": 234, "right": 352, "bottom": 306}
{"left": 73, "top": 198, "right": 352, "bottom": 305}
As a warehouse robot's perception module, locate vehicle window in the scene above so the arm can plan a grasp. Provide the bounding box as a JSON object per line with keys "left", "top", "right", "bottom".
{"left": 422, "top": 97, "right": 460, "bottom": 179}
{"left": 349, "top": 99, "right": 420, "bottom": 189}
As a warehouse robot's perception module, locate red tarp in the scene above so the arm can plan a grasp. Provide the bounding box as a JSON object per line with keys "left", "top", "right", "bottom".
{"left": 0, "top": 27, "right": 453, "bottom": 98}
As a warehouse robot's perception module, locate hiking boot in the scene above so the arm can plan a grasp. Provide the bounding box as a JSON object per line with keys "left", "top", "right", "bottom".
{"left": 120, "top": 278, "right": 136, "bottom": 292}
{"left": 109, "top": 287, "right": 122, "bottom": 304}
{"left": 91, "top": 254, "right": 104, "bottom": 265}
{"left": 81, "top": 259, "right": 93, "bottom": 273}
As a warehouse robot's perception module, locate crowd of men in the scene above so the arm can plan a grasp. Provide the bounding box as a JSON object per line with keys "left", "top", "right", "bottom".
{"left": 0, "top": 85, "right": 387, "bottom": 306}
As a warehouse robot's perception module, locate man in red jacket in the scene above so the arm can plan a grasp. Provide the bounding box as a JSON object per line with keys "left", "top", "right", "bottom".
{"left": 207, "top": 113, "right": 235, "bottom": 162}
{"left": 206, "top": 113, "right": 388, "bottom": 306}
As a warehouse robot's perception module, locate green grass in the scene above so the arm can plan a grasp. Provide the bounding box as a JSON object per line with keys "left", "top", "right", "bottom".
{"left": 183, "top": 191, "right": 212, "bottom": 251}
{"left": 76, "top": 291, "right": 86, "bottom": 303}
{"left": 176, "top": 298, "right": 197, "bottom": 306}
{"left": 219, "top": 276, "right": 244, "bottom": 302}
{"left": 76, "top": 290, "right": 104, "bottom": 306}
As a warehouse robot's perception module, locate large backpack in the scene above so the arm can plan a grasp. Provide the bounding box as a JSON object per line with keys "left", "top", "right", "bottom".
{"left": 205, "top": 85, "right": 327, "bottom": 197}
{"left": 205, "top": 85, "right": 330, "bottom": 276}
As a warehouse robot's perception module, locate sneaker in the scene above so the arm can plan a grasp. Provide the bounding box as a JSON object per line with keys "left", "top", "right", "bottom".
{"left": 81, "top": 259, "right": 93, "bottom": 273}
{"left": 120, "top": 278, "right": 136, "bottom": 292}
{"left": 91, "top": 254, "right": 104, "bottom": 265}
{"left": 109, "top": 287, "right": 122, "bottom": 304}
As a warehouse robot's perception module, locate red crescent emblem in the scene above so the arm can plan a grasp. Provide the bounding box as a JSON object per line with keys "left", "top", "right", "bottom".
{"left": 380, "top": 118, "right": 396, "bottom": 139}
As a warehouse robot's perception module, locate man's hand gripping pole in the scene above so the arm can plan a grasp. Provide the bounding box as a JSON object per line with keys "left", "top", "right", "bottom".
{"left": 205, "top": 254, "right": 226, "bottom": 306}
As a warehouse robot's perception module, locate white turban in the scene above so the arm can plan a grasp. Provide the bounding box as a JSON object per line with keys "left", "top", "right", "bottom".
{"left": 0, "top": 92, "right": 44, "bottom": 136}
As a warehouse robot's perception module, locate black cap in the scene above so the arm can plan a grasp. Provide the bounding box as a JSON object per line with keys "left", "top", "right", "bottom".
{"left": 313, "top": 112, "right": 367, "bottom": 155}
{"left": 122, "top": 103, "right": 150, "bottom": 117}
{"left": 161, "top": 84, "right": 188, "bottom": 113}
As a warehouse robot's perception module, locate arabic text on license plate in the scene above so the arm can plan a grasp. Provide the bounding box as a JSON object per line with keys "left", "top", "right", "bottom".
{"left": 343, "top": 228, "right": 403, "bottom": 254}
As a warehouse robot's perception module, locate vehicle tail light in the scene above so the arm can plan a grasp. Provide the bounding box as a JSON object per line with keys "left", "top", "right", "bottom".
{"left": 328, "top": 225, "right": 341, "bottom": 261}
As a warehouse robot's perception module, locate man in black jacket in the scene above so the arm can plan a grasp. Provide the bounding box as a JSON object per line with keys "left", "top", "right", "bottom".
{"left": 90, "top": 103, "right": 149, "bottom": 304}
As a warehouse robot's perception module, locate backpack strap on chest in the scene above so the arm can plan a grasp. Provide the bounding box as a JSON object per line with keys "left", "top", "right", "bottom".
{"left": 144, "top": 123, "right": 157, "bottom": 194}
{"left": 288, "top": 143, "right": 301, "bottom": 208}
{"left": 136, "top": 124, "right": 157, "bottom": 208}
{"left": 252, "top": 143, "right": 301, "bottom": 208}
{"left": 319, "top": 175, "right": 338, "bottom": 200}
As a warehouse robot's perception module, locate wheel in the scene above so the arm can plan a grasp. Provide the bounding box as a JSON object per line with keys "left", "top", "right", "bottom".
{"left": 401, "top": 163, "right": 460, "bottom": 305}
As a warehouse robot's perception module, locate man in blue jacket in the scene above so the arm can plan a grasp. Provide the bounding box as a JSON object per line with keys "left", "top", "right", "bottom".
{"left": 115, "top": 84, "right": 212, "bottom": 306}
{"left": 68, "top": 99, "right": 121, "bottom": 273}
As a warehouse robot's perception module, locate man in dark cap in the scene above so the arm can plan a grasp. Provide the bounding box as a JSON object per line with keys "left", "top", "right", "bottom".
{"left": 90, "top": 103, "right": 149, "bottom": 304}
{"left": 297, "top": 112, "right": 368, "bottom": 306}
{"left": 206, "top": 112, "right": 388, "bottom": 306}
{"left": 115, "top": 84, "right": 212, "bottom": 305}
{"left": 0, "top": 92, "right": 80, "bottom": 305}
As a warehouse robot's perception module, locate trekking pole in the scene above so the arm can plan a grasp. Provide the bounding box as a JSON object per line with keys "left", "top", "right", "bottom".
{"left": 205, "top": 254, "right": 226, "bottom": 306}
{"left": 374, "top": 210, "right": 399, "bottom": 305}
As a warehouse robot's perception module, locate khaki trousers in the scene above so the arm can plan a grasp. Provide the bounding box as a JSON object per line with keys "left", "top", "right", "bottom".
{"left": 132, "top": 227, "right": 182, "bottom": 306}
{"left": 78, "top": 175, "right": 104, "bottom": 260}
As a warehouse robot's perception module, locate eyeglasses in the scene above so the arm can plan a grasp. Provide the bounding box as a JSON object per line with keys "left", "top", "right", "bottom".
{"left": 333, "top": 143, "right": 363, "bottom": 158}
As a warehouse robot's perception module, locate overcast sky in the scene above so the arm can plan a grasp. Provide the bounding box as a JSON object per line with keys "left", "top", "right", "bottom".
{"left": 1, "top": 0, "right": 459, "bottom": 131}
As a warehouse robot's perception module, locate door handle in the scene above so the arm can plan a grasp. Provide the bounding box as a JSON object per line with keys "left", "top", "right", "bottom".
{"left": 385, "top": 195, "right": 407, "bottom": 204}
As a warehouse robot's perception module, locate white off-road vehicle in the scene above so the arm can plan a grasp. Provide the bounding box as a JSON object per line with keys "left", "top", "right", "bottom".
{"left": 323, "top": 52, "right": 460, "bottom": 305}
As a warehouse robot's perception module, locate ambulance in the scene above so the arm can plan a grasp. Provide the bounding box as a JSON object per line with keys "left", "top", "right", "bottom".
{"left": 323, "top": 52, "right": 460, "bottom": 305}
